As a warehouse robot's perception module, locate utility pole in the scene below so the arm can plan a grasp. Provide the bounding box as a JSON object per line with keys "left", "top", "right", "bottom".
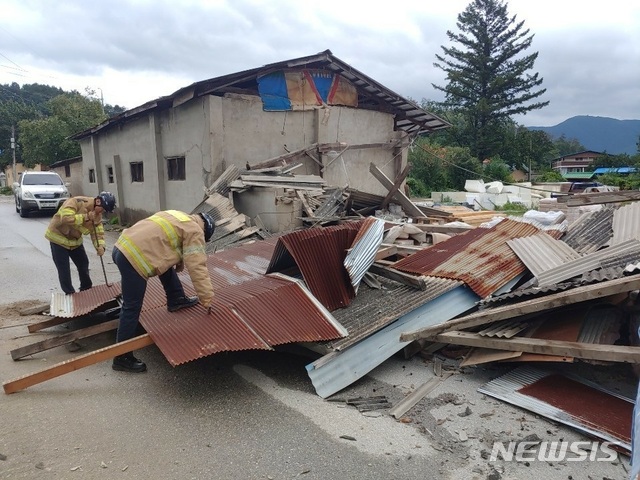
{"left": 11, "top": 125, "right": 16, "bottom": 183}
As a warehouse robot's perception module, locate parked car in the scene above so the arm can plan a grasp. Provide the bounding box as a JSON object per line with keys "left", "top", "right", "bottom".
{"left": 12, "top": 171, "right": 70, "bottom": 217}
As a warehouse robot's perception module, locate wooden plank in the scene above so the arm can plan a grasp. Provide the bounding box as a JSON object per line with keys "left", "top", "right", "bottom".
{"left": 369, "top": 263, "right": 426, "bottom": 290}
{"left": 375, "top": 246, "right": 398, "bottom": 261}
{"left": 18, "top": 303, "right": 50, "bottom": 316}
{"left": 318, "top": 141, "right": 400, "bottom": 153}
{"left": 429, "top": 331, "right": 640, "bottom": 363}
{"left": 381, "top": 163, "right": 412, "bottom": 209}
{"left": 296, "top": 190, "right": 315, "bottom": 217}
{"left": 389, "top": 372, "right": 453, "bottom": 418}
{"left": 557, "top": 190, "right": 640, "bottom": 206}
{"left": 3, "top": 335, "right": 155, "bottom": 394}
{"left": 11, "top": 320, "right": 119, "bottom": 360}
{"left": 400, "top": 275, "right": 640, "bottom": 342}
{"left": 28, "top": 316, "right": 73, "bottom": 333}
{"left": 249, "top": 144, "right": 318, "bottom": 170}
{"left": 369, "top": 163, "right": 424, "bottom": 218}
{"left": 410, "top": 224, "right": 474, "bottom": 235}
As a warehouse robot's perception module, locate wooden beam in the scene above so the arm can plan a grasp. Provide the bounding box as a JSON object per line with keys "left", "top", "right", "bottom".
{"left": 3, "top": 335, "right": 154, "bottom": 394}
{"left": 557, "top": 190, "right": 640, "bottom": 206}
{"left": 369, "top": 263, "right": 426, "bottom": 290}
{"left": 369, "top": 163, "right": 424, "bottom": 218}
{"left": 409, "top": 224, "right": 474, "bottom": 235}
{"left": 400, "top": 275, "right": 640, "bottom": 342}
{"left": 11, "top": 320, "right": 118, "bottom": 360}
{"left": 428, "top": 331, "right": 640, "bottom": 363}
{"left": 375, "top": 246, "right": 398, "bottom": 261}
{"left": 296, "top": 190, "right": 315, "bottom": 217}
{"left": 381, "top": 163, "right": 412, "bottom": 209}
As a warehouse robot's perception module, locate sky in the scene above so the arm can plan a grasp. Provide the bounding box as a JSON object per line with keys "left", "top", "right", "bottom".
{"left": 1, "top": 0, "right": 639, "bottom": 127}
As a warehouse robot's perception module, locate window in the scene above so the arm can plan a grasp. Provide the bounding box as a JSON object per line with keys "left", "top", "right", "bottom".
{"left": 167, "top": 156, "right": 186, "bottom": 181}
{"left": 64, "top": 165, "right": 71, "bottom": 177}
{"left": 107, "top": 166, "right": 114, "bottom": 183}
{"left": 130, "top": 162, "right": 144, "bottom": 182}
{"left": 88, "top": 168, "right": 96, "bottom": 183}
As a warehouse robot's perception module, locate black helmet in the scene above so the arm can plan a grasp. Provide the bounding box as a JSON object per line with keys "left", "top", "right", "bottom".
{"left": 199, "top": 212, "right": 215, "bottom": 242}
{"left": 97, "top": 191, "right": 116, "bottom": 212}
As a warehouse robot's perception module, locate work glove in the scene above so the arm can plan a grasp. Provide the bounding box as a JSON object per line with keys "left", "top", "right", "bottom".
{"left": 175, "top": 261, "right": 184, "bottom": 273}
{"left": 96, "top": 246, "right": 105, "bottom": 256}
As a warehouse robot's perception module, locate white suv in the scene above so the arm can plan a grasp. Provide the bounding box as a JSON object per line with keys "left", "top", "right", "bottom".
{"left": 13, "top": 171, "right": 70, "bottom": 217}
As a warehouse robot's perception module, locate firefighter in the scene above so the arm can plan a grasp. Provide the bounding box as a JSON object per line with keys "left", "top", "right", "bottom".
{"left": 45, "top": 192, "right": 116, "bottom": 295}
{"left": 111, "top": 210, "right": 215, "bottom": 373}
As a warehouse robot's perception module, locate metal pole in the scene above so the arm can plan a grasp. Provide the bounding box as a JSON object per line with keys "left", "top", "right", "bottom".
{"left": 11, "top": 125, "right": 17, "bottom": 183}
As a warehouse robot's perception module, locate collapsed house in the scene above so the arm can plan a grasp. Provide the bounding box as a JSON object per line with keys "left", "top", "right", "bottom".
{"left": 69, "top": 49, "right": 449, "bottom": 227}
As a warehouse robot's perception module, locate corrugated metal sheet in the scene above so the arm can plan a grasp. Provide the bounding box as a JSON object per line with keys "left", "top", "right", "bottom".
{"left": 612, "top": 202, "right": 640, "bottom": 246}
{"left": 393, "top": 219, "right": 540, "bottom": 298}
{"left": 50, "top": 283, "right": 121, "bottom": 318}
{"left": 478, "top": 282, "right": 576, "bottom": 309}
{"left": 266, "top": 222, "right": 363, "bottom": 310}
{"left": 307, "top": 284, "right": 480, "bottom": 398}
{"left": 536, "top": 239, "right": 640, "bottom": 287}
{"left": 344, "top": 217, "right": 384, "bottom": 291}
{"left": 507, "top": 233, "right": 581, "bottom": 277}
{"left": 478, "top": 366, "right": 633, "bottom": 452}
{"left": 141, "top": 274, "right": 346, "bottom": 366}
{"left": 577, "top": 305, "right": 624, "bottom": 345}
{"left": 391, "top": 228, "right": 486, "bottom": 273}
{"left": 562, "top": 207, "right": 615, "bottom": 254}
{"left": 325, "top": 276, "right": 462, "bottom": 350}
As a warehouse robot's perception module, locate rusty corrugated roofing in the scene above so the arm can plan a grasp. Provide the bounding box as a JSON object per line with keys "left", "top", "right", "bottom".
{"left": 392, "top": 219, "right": 540, "bottom": 298}
{"left": 140, "top": 274, "right": 346, "bottom": 365}
{"left": 50, "top": 283, "right": 121, "bottom": 318}
{"left": 266, "top": 222, "right": 364, "bottom": 310}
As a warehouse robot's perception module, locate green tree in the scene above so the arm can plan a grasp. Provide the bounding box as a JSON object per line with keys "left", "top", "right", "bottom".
{"left": 445, "top": 147, "right": 482, "bottom": 190}
{"left": 552, "top": 135, "right": 585, "bottom": 156}
{"left": 18, "top": 92, "right": 106, "bottom": 167}
{"left": 0, "top": 100, "right": 39, "bottom": 169}
{"left": 408, "top": 137, "right": 448, "bottom": 195}
{"left": 433, "top": 0, "right": 549, "bottom": 161}
{"left": 482, "top": 156, "right": 513, "bottom": 182}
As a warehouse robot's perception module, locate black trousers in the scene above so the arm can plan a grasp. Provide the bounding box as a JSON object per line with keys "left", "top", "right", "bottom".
{"left": 112, "top": 246, "right": 186, "bottom": 343}
{"left": 50, "top": 242, "right": 92, "bottom": 294}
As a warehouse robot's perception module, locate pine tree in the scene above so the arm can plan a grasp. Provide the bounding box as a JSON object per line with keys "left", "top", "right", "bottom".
{"left": 433, "top": 0, "right": 549, "bottom": 161}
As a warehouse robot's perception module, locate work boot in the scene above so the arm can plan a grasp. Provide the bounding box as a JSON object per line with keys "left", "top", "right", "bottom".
{"left": 167, "top": 296, "right": 198, "bottom": 312}
{"left": 112, "top": 353, "right": 147, "bottom": 373}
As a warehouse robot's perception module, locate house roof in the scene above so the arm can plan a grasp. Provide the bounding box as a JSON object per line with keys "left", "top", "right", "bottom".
{"left": 71, "top": 50, "right": 450, "bottom": 141}
{"left": 551, "top": 150, "right": 605, "bottom": 161}
{"left": 562, "top": 172, "right": 595, "bottom": 180}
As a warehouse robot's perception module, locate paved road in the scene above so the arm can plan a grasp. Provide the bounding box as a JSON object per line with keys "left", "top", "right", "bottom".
{"left": 0, "top": 195, "right": 451, "bottom": 480}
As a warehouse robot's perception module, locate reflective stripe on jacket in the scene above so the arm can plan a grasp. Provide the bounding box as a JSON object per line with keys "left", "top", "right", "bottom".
{"left": 114, "top": 210, "right": 214, "bottom": 308}
{"left": 45, "top": 196, "right": 105, "bottom": 250}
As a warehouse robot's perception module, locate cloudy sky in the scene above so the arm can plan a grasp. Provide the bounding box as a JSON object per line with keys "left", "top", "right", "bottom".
{"left": 1, "top": 0, "right": 638, "bottom": 127}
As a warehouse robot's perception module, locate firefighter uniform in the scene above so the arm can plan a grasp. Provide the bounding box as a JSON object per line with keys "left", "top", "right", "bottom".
{"left": 45, "top": 196, "right": 106, "bottom": 294}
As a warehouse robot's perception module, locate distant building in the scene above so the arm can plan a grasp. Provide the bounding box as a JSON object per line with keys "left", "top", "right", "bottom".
{"left": 551, "top": 150, "right": 606, "bottom": 176}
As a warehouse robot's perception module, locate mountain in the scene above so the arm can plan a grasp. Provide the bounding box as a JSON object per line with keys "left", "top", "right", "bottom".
{"left": 528, "top": 116, "right": 640, "bottom": 155}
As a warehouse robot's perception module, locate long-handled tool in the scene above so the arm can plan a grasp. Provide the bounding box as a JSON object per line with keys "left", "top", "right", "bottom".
{"left": 90, "top": 223, "right": 111, "bottom": 287}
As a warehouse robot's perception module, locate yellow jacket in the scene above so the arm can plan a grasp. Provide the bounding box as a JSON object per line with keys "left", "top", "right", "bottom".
{"left": 115, "top": 210, "right": 214, "bottom": 308}
{"left": 45, "top": 196, "right": 105, "bottom": 251}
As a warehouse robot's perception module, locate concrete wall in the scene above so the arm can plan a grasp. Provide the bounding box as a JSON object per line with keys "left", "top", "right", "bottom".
{"left": 50, "top": 161, "right": 83, "bottom": 196}
{"left": 232, "top": 187, "right": 303, "bottom": 233}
